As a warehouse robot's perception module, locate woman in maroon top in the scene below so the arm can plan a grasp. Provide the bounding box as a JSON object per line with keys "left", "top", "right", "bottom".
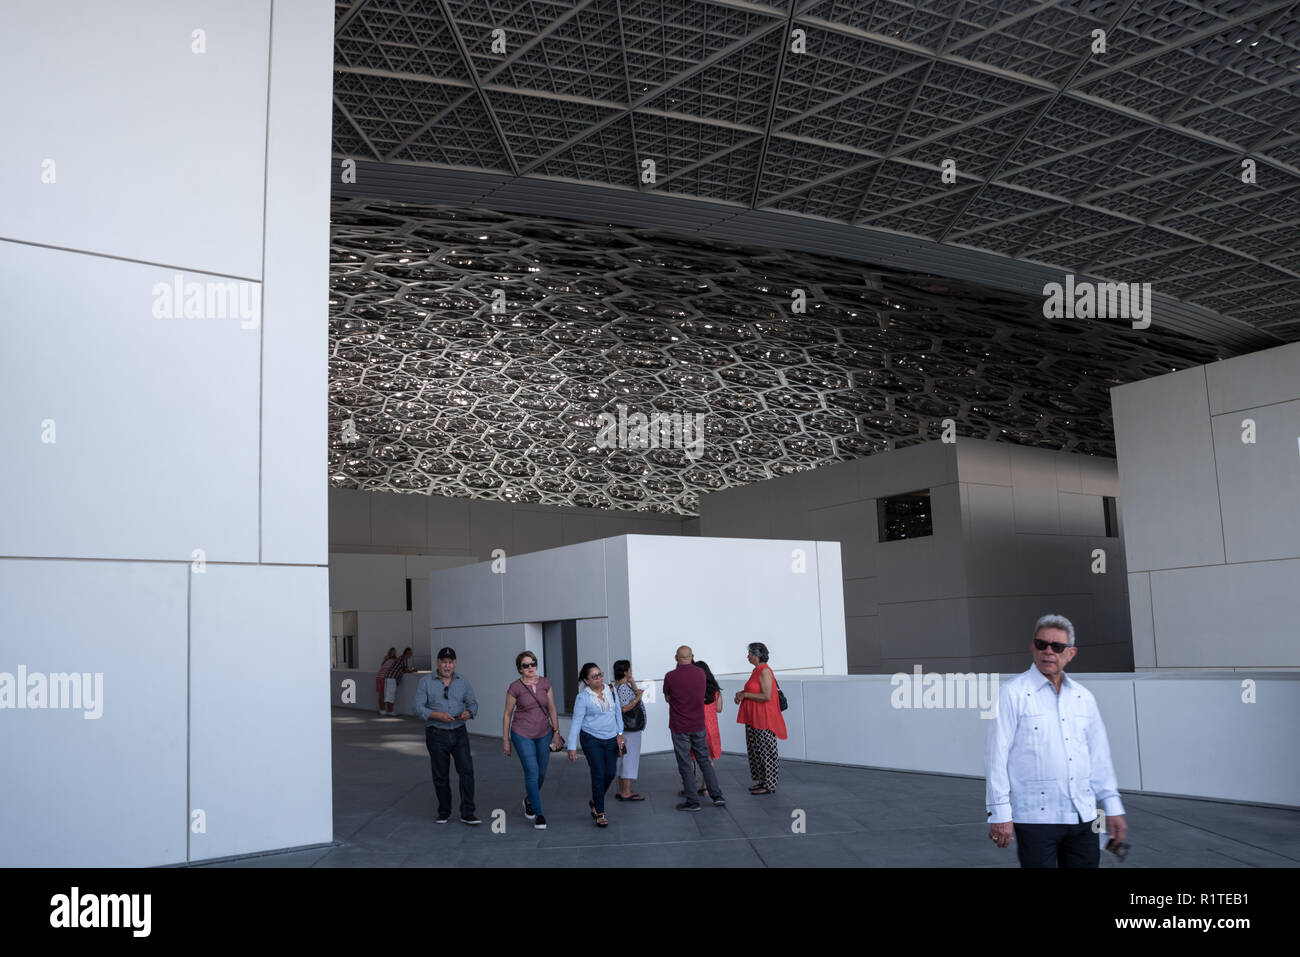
{"left": 502, "top": 650, "right": 560, "bottom": 830}
{"left": 734, "top": 642, "right": 786, "bottom": 794}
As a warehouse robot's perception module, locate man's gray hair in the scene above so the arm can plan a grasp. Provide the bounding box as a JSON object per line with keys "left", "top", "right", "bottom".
{"left": 1034, "top": 614, "right": 1076, "bottom": 646}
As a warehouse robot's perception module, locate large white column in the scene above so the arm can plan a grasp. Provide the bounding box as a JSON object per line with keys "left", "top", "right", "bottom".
{"left": 0, "top": 0, "right": 334, "bottom": 865}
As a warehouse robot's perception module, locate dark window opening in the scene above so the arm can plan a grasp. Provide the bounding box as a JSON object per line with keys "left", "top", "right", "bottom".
{"left": 877, "top": 490, "right": 933, "bottom": 542}
{"left": 543, "top": 620, "right": 578, "bottom": 715}
{"left": 1103, "top": 496, "right": 1119, "bottom": 538}
{"left": 405, "top": 578, "right": 412, "bottom": 611}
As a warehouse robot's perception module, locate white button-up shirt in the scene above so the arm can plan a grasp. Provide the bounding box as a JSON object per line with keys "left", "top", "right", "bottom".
{"left": 985, "top": 666, "right": 1125, "bottom": 825}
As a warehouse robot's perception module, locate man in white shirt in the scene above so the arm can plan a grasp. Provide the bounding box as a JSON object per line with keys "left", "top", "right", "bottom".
{"left": 985, "top": 614, "right": 1129, "bottom": 867}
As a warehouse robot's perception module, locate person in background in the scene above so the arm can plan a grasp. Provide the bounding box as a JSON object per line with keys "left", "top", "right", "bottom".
{"left": 376, "top": 648, "right": 397, "bottom": 714}
{"left": 502, "top": 650, "right": 559, "bottom": 830}
{"left": 381, "top": 647, "right": 415, "bottom": 716}
{"left": 690, "top": 658, "right": 724, "bottom": 796}
{"left": 663, "top": 646, "right": 725, "bottom": 811}
{"left": 414, "top": 647, "right": 480, "bottom": 825}
{"left": 613, "top": 660, "right": 646, "bottom": 802}
{"left": 735, "top": 642, "right": 786, "bottom": 795}
{"left": 567, "top": 663, "right": 625, "bottom": 827}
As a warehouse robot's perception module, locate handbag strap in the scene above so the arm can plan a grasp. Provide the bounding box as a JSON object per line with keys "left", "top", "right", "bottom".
{"left": 516, "top": 678, "right": 555, "bottom": 731}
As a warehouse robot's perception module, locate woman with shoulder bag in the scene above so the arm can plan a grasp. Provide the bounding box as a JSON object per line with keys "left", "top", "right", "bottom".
{"left": 613, "top": 660, "right": 646, "bottom": 802}
{"left": 567, "top": 663, "right": 625, "bottom": 827}
{"left": 502, "top": 650, "right": 560, "bottom": 830}
{"left": 734, "top": 642, "right": 787, "bottom": 795}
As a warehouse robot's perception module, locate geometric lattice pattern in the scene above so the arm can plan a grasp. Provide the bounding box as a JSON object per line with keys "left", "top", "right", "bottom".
{"left": 330, "top": 198, "right": 1228, "bottom": 513}
{"left": 333, "top": 0, "right": 1300, "bottom": 341}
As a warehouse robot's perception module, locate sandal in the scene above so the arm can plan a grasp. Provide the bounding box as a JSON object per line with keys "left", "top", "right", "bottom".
{"left": 595, "top": 813, "right": 608, "bottom": 827}
{"left": 589, "top": 799, "right": 597, "bottom": 820}
{"left": 614, "top": 793, "right": 645, "bottom": 801}
{"left": 749, "top": 786, "right": 775, "bottom": 795}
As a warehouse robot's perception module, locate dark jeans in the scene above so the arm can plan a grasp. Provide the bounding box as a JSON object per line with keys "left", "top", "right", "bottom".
{"left": 425, "top": 724, "right": 475, "bottom": 817}
{"left": 580, "top": 731, "right": 619, "bottom": 814}
{"left": 510, "top": 730, "right": 552, "bottom": 815}
{"left": 672, "top": 730, "right": 722, "bottom": 803}
{"left": 1014, "top": 817, "right": 1100, "bottom": 868}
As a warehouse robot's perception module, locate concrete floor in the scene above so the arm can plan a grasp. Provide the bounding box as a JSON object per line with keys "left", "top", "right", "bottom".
{"left": 204, "top": 709, "right": 1300, "bottom": 868}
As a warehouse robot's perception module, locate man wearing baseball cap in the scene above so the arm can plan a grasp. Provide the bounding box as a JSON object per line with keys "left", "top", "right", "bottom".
{"left": 414, "top": 647, "right": 480, "bottom": 824}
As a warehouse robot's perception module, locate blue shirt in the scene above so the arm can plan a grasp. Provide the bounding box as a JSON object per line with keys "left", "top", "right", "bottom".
{"left": 414, "top": 672, "right": 478, "bottom": 730}
{"left": 566, "top": 685, "right": 623, "bottom": 747}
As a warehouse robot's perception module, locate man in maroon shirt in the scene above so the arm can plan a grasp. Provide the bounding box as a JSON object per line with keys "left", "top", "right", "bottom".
{"left": 662, "top": 646, "right": 725, "bottom": 811}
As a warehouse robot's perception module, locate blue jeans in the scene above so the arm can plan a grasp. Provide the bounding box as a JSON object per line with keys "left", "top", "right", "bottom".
{"left": 510, "top": 730, "right": 552, "bottom": 815}
{"left": 580, "top": 731, "right": 619, "bottom": 814}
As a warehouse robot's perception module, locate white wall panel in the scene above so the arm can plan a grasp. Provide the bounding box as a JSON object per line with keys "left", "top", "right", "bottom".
{"left": 189, "top": 564, "right": 332, "bottom": 861}
{"left": 429, "top": 623, "right": 529, "bottom": 722}
{"left": 0, "top": 560, "right": 188, "bottom": 867}
{"left": 816, "top": 542, "right": 848, "bottom": 675}
{"left": 0, "top": 0, "right": 269, "bottom": 278}
{"left": 429, "top": 561, "right": 504, "bottom": 628}
{"left": 1136, "top": 677, "right": 1299, "bottom": 805}
{"left": 0, "top": 245, "right": 259, "bottom": 561}
{"left": 626, "top": 536, "right": 826, "bottom": 675}
{"left": 259, "top": 0, "right": 332, "bottom": 566}
{"left": 1205, "top": 340, "right": 1300, "bottom": 414}
{"left": 1128, "top": 572, "right": 1156, "bottom": 668}
{"left": 1111, "top": 367, "right": 1225, "bottom": 571}
{"left": 501, "top": 540, "right": 608, "bottom": 623}
{"left": 1150, "top": 560, "right": 1300, "bottom": 667}
{"left": 1211, "top": 401, "right": 1300, "bottom": 564}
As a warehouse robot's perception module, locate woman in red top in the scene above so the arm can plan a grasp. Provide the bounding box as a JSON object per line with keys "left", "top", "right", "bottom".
{"left": 734, "top": 642, "right": 786, "bottom": 794}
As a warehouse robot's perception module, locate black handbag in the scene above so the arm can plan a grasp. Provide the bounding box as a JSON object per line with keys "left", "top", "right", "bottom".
{"left": 778, "top": 688, "right": 788, "bottom": 712}
{"left": 620, "top": 683, "right": 647, "bottom": 732}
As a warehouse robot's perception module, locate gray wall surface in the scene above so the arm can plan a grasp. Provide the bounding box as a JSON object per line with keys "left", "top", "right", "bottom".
{"left": 1112, "top": 341, "right": 1300, "bottom": 668}
{"left": 330, "top": 487, "right": 691, "bottom": 557}
{"left": 328, "top": 490, "right": 692, "bottom": 673}
{"left": 0, "top": 0, "right": 334, "bottom": 866}
{"left": 700, "top": 440, "right": 1131, "bottom": 673}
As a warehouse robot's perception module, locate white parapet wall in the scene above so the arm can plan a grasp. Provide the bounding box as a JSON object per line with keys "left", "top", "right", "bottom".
{"left": 708, "top": 671, "right": 1298, "bottom": 808}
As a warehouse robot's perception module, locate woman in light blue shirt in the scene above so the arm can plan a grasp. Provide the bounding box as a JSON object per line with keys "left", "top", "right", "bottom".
{"left": 567, "top": 662, "right": 625, "bottom": 827}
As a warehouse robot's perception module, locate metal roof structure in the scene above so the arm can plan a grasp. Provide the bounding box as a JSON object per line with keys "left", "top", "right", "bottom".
{"left": 330, "top": 0, "right": 1300, "bottom": 349}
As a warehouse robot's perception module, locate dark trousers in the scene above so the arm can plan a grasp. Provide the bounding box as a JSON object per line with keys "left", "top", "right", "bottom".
{"left": 1014, "top": 817, "right": 1100, "bottom": 868}
{"left": 673, "top": 730, "right": 722, "bottom": 803}
{"left": 580, "top": 731, "right": 619, "bottom": 814}
{"left": 425, "top": 724, "right": 475, "bottom": 817}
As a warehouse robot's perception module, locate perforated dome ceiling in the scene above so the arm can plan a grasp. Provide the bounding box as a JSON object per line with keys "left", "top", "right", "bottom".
{"left": 329, "top": 198, "right": 1227, "bottom": 513}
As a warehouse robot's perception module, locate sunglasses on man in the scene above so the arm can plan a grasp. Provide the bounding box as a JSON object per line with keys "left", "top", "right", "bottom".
{"left": 1033, "top": 638, "right": 1070, "bottom": 653}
